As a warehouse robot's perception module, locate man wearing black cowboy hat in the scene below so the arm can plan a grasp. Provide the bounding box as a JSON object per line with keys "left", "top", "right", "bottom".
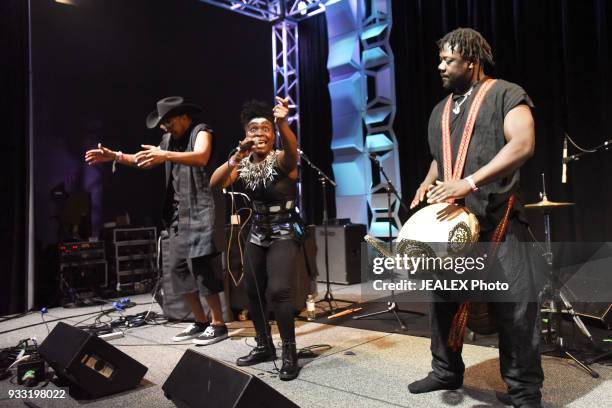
{"left": 85, "top": 96, "right": 228, "bottom": 345}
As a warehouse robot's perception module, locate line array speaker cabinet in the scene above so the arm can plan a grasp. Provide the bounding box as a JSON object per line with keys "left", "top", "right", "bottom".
{"left": 38, "top": 322, "right": 147, "bottom": 399}
{"left": 163, "top": 349, "right": 299, "bottom": 408}
{"left": 315, "top": 223, "right": 365, "bottom": 284}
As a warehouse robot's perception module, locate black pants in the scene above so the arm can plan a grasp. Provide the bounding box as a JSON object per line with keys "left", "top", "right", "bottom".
{"left": 244, "top": 239, "right": 300, "bottom": 341}
{"left": 429, "top": 220, "right": 544, "bottom": 406}
{"left": 430, "top": 301, "right": 543, "bottom": 405}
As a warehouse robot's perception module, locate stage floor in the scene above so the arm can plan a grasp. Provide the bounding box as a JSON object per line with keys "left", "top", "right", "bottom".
{"left": 1, "top": 287, "right": 611, "bottom": 407}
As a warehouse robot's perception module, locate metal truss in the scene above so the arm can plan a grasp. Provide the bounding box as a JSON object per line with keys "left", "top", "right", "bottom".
{"left": 284, "top": 0, "right": 329, "bottom": 20}
{"left": 200, "top": 0, "right": 332, "bottom": 22}
{"left": 272, "top": 20, "right": 302, "bottom": 208}
{"left": 272, "top": 21, "right": 300, "bottom": 133}
{"left": 200, "top": 0, "right": 281, "bottom": 21}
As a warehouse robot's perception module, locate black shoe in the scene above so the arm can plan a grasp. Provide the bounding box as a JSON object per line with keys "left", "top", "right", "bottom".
{"left": 172, "top": 322, "right": 209, "bottom": 342}
{"left": 192, "top": 324, "right": 228, "bottom": 345}
{"left": 279, "top": 340, "right": 299, "bottom": 381}
{"left": 236, "top": 334, "right": 276, "bottom": 367}
{"left": 408, "top": 373, "right": 462, "bottom": 394}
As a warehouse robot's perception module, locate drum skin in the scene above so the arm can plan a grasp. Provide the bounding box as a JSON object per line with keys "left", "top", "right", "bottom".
{"left": 397, "top": 203, "right": 480, "bottom": 254}
{"left": 365, "top": 203, "right": 497, "bottom": 334}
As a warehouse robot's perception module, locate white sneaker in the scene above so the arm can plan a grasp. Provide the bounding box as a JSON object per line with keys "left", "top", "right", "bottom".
{"left": 192, "top": 324, "right": 229, "bottom": 346}
{"left": 172, "top": 323, "right": 208, "bottom": 342}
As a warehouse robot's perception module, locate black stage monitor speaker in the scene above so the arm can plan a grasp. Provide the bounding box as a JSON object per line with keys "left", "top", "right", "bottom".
{"left": 315, "top": 223, "right": 365, "bottom": 284}
{"left": 573, "top": 302, "right": 612, "bottom": 328}
{"left": 38, "top": 322, "right": 147, "bottom": 399}
{"left": 163, "top": 349, "right": 299, "bottom": 408}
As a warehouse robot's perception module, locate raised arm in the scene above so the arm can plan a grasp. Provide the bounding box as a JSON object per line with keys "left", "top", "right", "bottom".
{"left": 273, "top": 97, "right": 298, "bottom": 173}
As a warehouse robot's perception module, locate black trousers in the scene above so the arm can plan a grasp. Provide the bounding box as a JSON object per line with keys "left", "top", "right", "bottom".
{"left": 244, "top": 239, "right": 300, "bottom": 342}
{"left": 429, "top": 219, "right": 544, "bottom": 406}
{"left": 430, "top": 301, "right": 543, "bottom": 405}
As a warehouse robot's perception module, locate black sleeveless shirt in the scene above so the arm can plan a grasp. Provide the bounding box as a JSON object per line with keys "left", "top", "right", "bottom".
{"left": 427, "top": 79, "right": 534, "bottom": 232}
{"left": 237, "top": 150, "right": 303, "bottom": 247}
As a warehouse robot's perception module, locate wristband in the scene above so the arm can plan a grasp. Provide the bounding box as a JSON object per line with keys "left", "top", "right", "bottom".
{"left": 112, "top": 151, "right": 122, "bottom": 174}
{"left": 464, "top": 175, "right": 478, "bottom": 192}
{"left": 228, "top": 156, "right": 239, "bottom": 168}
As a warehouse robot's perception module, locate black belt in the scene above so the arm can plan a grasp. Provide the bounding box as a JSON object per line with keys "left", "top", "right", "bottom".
{"left": 252, "top": 212, "right": 294, "bottom": 224}
{"left": 252, "top": 200, "right": 295, "bottom": 215}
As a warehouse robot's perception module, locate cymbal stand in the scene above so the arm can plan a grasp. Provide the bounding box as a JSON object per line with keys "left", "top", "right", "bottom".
{"left": 353, "top": 157, "right": 424, "bottom": 330}
{"left": 537, "top": 173, "right": 598, "bottom": 378}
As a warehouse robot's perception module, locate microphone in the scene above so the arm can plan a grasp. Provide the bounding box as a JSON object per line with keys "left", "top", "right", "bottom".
{"left": 562, "top": 135, "right": 568, "bottom": 184}
{"left": 229, "top": 140, "right": 255, "bottom": 155}
{"left": 239, "top": 140, "right": 255, "bottom": 152}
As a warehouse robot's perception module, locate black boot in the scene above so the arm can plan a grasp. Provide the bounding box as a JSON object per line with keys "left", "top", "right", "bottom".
{"left": 408, "top": 372, "right": 462, "bottom": 394}
{"left": 236, "top": 334, "right": 276, "bottom": 367}
{"left": 279, "top": 340, "right": 299, "bottom": 381}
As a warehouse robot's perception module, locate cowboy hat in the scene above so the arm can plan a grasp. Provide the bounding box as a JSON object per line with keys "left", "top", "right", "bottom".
{"left": 145, "top": 96, "right": 202, "bottom": 129}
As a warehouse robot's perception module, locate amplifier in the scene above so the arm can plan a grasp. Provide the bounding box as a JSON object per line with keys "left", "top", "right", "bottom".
{"left": 59, "top": 241, "right": 105, "bottom": 263}
{"left": 315, "top": 224, "right": 365, "bottom": 284}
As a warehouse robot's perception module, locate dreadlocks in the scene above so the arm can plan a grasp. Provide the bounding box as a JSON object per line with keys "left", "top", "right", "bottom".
{"left": 437, "top": 28, "right": 494, "bottom": 66}
{"left": 240, "top": 100, "right": 274, "bottom": 128}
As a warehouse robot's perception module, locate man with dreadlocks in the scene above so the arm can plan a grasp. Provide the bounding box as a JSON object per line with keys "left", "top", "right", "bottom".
{"left": 408, "top": 28, "right": 543, "bottom": 407}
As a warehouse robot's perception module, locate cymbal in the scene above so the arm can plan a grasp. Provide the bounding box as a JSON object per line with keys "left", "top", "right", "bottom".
{"left": 524, "top": 198, "right": 575, "bottom": 210}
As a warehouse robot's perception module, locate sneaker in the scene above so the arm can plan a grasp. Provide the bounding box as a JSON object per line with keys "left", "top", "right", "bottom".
{"left": 172, "top": 322, "right": 208, "bottom": 342}
{"left": 192, "top": 324, "right": 229, "bottom": 346}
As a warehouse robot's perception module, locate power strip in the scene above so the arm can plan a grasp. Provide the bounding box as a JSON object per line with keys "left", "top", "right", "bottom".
{"left": 98, "top": 331, "right": 124, "bottom": 341}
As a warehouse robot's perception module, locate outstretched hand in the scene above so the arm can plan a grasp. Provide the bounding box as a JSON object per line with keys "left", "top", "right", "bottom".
{"left": 273, "top": 96, "right": 290, "bottom": 123}
{"left": 85, "top": 143, "right": 115, "bottom": 165}
{"left": 134, "top": 144, "right": 166, "bottom": 168}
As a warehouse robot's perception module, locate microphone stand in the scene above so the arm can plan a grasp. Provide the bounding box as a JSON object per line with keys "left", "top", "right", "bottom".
{"left": 353, "top": 156, "right": 424, "bottom": 330}
{"left": 299, "top": 150, "right": 354, "bottom": 314}
{"left": 536, "top": 173, "right": 598, "bottom": 378}
{"left": 564, "top": 138, "right": 611, "bottom": 163}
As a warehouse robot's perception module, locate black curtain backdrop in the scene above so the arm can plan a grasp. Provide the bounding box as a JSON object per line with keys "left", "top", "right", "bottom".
{"left": 298, "top": 14, "right": 336, "bottom": 225}
{"left": 1, "top": 0, "right": 29, "bottom": 315}
{"left": 391, "top": 0, "right": 612, "bottom": 242}
{"left": 23, "top": 0, "right": 271, "bottom": 311}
